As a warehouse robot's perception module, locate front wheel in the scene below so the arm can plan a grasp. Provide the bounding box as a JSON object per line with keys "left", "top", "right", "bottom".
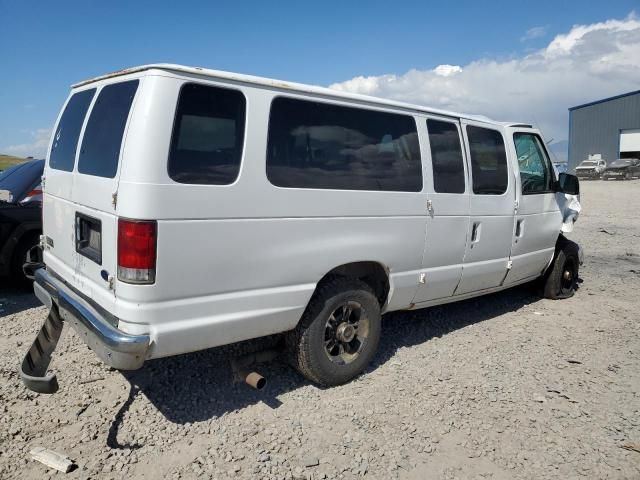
{"left": 287, "top": 277, "right": 381, "bottom": 386}
{"left": 543, "top": 239, "right": 580, "bottom": 299}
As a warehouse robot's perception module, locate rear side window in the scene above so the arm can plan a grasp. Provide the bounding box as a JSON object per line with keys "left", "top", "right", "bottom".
{"left": 78, "top": 80, "right": 139, "bottom": 178}
{"left": 427, "top": 119, "right": 465, "bottom": 193}
{"left": 168, "top": 83, "right": 246, "bottom": 185}
{"left": 466, "top": 126, "right": 508, "bottom": 195}
{"left": 267, "top": 97, "right": 422, "bottom": 192}
{"left": 49, "top": 89, "right": 95, "bottom": 171}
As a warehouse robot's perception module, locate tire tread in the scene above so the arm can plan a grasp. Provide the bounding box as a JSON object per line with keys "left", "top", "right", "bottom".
{"left": 287, "top": 276, "right": 379, "bottom": 386}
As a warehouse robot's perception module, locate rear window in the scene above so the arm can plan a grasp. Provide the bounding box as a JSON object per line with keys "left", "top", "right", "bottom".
{"left": 49, "top": 89, "right": 95, "bottom": 171}
{"left": 168, "top": 83, "right": 246, "bottom": 185}
{"left": 466, "top": 126, "right": 508, "bottom": 195}
{"left": 78, "top": 80, "right": 139, "bottom": 178}
{"left": 267, "top": 97, "right": 422, "bottom": 192}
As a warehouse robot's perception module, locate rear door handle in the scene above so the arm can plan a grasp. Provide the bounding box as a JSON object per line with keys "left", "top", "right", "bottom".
{"left": 515, "top": 219, "right": 524, "bottom": 238}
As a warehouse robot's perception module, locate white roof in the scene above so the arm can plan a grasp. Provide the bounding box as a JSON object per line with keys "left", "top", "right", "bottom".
{"left": 73, "top": 63, "right": 520, "bottom": 126}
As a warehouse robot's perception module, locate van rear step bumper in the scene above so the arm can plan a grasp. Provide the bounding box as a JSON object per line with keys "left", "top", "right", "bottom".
{"left": 19, "top": 268, "right": 150, "bottom": 394}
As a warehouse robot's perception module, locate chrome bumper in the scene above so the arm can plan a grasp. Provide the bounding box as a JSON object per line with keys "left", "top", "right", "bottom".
{"left": 20, "top": 268, "right": 150, "bottom": 394}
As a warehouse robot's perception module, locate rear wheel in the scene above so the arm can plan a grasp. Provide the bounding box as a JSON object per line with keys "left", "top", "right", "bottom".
{"left": 287, "top": 277, "right": 381, "bottom": 386}
{"left": 543, "top": 239, "right": 580, "bottom": 299}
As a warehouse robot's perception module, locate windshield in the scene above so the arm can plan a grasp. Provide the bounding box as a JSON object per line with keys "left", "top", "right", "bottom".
{"left": 579, "top": 161, "right": 596, "bottom": 167}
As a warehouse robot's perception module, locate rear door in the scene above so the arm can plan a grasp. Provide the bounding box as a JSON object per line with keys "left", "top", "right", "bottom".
{"left": 455, "top": 121, "right": 515, "bottom": 295}
{"left": 44, "top": 79, "right": 139, "bottom": 299}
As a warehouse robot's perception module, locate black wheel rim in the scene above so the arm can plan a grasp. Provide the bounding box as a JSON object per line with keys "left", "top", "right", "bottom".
{"left": 324, "top": 301, "right": 370, "bottom": 365}
{"left": 560, "top": 257, "right": 577, "bottom": 295}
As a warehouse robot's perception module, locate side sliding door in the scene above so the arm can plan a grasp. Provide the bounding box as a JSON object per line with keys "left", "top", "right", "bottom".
{"left": 412, "top": 116, "right": 470, "bottom": 303}
{"left": 455, "top": 121, "right": 515, "bottom": 295}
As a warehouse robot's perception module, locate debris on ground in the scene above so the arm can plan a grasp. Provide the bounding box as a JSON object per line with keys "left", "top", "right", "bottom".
{"left": 29, "top": 447, "right": 76, "bottom": 473}
{"left": 621, "top": 444, "right": 640, "bottom": 454}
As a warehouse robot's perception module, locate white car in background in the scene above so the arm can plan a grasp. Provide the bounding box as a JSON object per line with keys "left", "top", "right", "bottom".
{"left": 575, "top": 159, "right": 607, "bottom": 179}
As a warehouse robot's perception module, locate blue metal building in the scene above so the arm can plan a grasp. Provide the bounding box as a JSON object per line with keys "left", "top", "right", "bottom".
{"left": 568, "top": 90, "right": 640, "bottom": 171}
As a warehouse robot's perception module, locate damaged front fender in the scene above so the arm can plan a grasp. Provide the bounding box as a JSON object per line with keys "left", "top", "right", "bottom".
{"left": 557, "top": 193, "right": 581, "bottom": 233}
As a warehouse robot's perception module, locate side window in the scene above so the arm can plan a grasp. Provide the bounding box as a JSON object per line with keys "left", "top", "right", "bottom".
{"left": 168, "top": 83, "right": 246, "bottom": 185}
{"left": 466, "top": 126, "right": 508, "bottom": 195}
{"left": 267, "top": 97, "right": 422, "bottom": 192}
{"left": 49, "top": 89, "right": 96, "bottom": 172}
{"left": 78, "top": 80, "right": 139, "bottom": 178}
{"left": 426, "top": 119, "right": 465, "bottom": 193}
{"left": 513, "top": 133, "right": 554, "bottom": 194}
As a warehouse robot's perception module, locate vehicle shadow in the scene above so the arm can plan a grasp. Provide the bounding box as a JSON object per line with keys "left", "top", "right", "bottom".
{"left": 0, "top": 281, "right": 40, "bottom": 317}
{"left": 109, "top": 284, "right": 541, "bottom": 445}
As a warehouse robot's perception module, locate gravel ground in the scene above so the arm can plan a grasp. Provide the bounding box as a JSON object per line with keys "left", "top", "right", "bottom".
{"left": 1, "top": 180, "right": 639, "bottom": 480}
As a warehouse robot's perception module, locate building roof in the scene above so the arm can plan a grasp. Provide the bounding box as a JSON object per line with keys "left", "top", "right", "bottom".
{"left": 569, "top": 89, "right": 640, "bottom": 111}
{"left": 72, "top": 63, "right": 523, "bottom": 126}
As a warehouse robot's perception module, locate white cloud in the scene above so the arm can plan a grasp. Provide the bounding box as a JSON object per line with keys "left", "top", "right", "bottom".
{"left": 330, "top": 13, "right": 640, "bottom": 153}
{"left": 521, "top": 26, "right": 548, "bottom": 42}
{"left": 4, "top": 128, "right": 51, "bottom": 158}
{"left": 434, "top": 64, "right": 462, "bottom": 77}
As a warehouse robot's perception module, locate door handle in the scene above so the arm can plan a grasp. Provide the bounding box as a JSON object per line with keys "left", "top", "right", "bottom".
{"left": 515, "top": 219, "right": 524, "bottom": 238}
{"left": 426, "top": 199, "right": 434, "bottom": 216}
{"left": 471, "top": 222, "right": 481, "bottom": 243}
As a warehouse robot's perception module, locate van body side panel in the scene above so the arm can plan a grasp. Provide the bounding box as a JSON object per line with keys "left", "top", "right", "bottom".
{"left": 118, "top": 216, "right": 425, "bottom": 358}
{"left": 113, "top": 78, "right": 426, "bottom": 355}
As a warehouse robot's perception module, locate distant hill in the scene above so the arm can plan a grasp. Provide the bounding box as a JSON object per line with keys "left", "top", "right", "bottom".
{"left": 0, "top": 154, "right": 27, "bottom": 170}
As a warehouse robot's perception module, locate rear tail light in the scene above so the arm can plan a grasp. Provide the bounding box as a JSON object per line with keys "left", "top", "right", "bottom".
{"left": 117, "top": 219, "right": 157, "bottom": 284}
{"left": 21, "top": 188, "right": 42, "bottom": 203}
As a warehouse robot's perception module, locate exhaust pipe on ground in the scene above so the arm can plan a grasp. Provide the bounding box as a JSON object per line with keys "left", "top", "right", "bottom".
{"left": 230, "top": 349, "right": 280, "bottom": 390}
{"left": 243, "top": 371, "right": 266, "bottom": 390}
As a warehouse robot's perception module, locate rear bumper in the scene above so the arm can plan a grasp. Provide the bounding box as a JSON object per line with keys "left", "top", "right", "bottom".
{"left": 19, "top": 268, "right": 150, "bottom": 393}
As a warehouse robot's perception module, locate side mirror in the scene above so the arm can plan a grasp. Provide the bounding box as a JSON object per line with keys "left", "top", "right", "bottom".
{"left": 558, "top": 172, "right": 580, "bottom": 195}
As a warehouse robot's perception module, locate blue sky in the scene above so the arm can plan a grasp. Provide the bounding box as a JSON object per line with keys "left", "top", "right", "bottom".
{"left": 1, "top": 0, "right": 638, "bottom": 157}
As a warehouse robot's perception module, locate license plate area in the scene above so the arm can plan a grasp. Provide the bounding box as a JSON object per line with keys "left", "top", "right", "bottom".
{"left": 75, "top": 213, "right": 102, "bottom": 265}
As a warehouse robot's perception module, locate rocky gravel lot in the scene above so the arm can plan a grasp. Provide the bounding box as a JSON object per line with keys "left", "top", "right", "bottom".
{"left": 1, "top": 180, "right": 639, "bottom": 480}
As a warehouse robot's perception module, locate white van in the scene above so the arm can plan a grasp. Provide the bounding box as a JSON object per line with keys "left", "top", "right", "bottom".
{"left": 20, "top": 64, "right": 582, "bottom": 393}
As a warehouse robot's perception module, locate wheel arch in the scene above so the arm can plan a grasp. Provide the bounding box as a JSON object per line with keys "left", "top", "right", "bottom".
{"left": 313, "top": 261, "right": 391, "bottom": 309}
{"left": 543, "top": 233, "right": 583, "bottom": 277}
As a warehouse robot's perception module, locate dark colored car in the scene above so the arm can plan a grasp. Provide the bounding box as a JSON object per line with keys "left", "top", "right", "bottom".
{"left": 601, "top": 158, "right": 640, "bottom": 180}
{"left": 0, "top": 160, "right": 44, "bottom": 283}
